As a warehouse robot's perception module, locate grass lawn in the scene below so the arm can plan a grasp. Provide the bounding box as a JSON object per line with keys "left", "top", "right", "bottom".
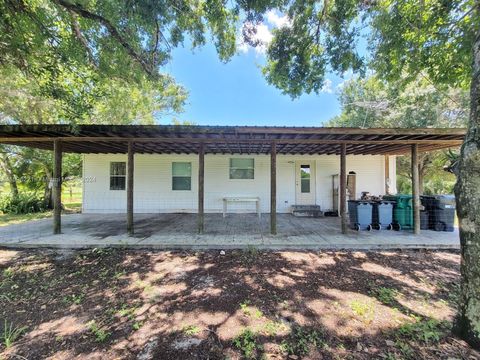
{"left": 0, "top": 211, "right": 53, "bottom": 226}
{"left": 0, "top": 249, "right": 478, "bottom": 360}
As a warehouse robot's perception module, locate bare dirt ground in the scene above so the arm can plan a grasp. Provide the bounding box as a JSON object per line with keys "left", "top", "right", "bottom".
{"left": 0, "top": 248, "right": 478, "bottom": 360}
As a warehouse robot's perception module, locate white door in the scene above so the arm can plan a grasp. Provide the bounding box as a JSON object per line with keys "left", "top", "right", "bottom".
{"left": 295, "top": 161, "right": 316, "bottom": 205}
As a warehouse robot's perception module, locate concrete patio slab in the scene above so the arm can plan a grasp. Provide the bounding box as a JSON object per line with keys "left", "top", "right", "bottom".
{"left": 0, "top": 213, "right": 459, "bottom": 250}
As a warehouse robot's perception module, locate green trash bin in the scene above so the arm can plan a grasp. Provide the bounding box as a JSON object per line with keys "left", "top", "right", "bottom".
{"left": 383, "top": 195, "right": 413, "bottom": 231}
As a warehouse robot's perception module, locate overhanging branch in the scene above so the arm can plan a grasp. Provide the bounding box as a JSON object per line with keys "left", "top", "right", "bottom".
{"left": 67, "top": 10, "right": 97, "bottom": 68}
{"left": 54, "top": 0, "right": 156, "bottom": 77}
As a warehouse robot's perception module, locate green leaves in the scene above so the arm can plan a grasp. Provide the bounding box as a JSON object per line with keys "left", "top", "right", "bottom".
{"left": 370, "top": 0, "right": 475, "bottom": 88}
{"left": 329, "top": 75, "right": 469, "bottom": 128}
{"left": 0, "top": 0, "right": 236, "bottom": 122}
{"left": 263, "top": 26, "right": 327, "bottom": 97}
{"left": 0, "top": 0, "right": 232, "bottom": 78}
{"left": 254, "top": 0, "right": 475, "bottom": 98}
{"left": 259, "top": 0, "right": 367, "bottom": 98}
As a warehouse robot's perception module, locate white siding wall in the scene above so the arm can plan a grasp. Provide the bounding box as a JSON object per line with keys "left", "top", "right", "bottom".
{"left": 388, "top": 155, "right": 397, "bottom": 194}
{"left": 82, "top": 154, "right": 393, "bottom": 213}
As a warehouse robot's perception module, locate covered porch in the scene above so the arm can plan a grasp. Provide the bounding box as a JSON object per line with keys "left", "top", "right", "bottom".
{"left": 0, "top": 124, "right": 465, "bottom": 239}
{"left": 0, "top": 213, "right": 459, "bottom": 249}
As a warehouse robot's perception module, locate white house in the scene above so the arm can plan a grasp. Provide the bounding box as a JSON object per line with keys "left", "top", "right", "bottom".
{"left": 0, "top": 124, "right": 463, "bottom": 235}
{"left": 82, "top": 153, "right": 396, "bottom": 214}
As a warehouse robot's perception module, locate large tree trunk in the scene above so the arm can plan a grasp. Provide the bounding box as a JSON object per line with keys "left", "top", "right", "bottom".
{"left": 0, "top": 150, "right": 19, "bottom": 198}
{"left": 454, "top": 10, "right": 480, "bottom": 348}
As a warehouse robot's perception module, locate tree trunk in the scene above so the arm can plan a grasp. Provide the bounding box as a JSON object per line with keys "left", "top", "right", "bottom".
{"left": 0, "top": 151, "right": 19, "bottom": 198}
{"left": 418, "top": 154, "right": 425, "bottom": 195}
{"left": 44, "top": 172, "right": 53, "bottom": 209}
{"left": 454, "top": 8, "right": 480, "bottom": 348}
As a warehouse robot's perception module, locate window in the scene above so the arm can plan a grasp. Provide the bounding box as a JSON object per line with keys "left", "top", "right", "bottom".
{"left": 300, "top": 165, "right": 311, "bottom": 193}
{"left": 110, "top": 162, "right": 126, "bottom": 190}
{"left": 172, "top": 162, "right": 192, "bottom": 190}
{"left": 229, "top": 158, "right": 254, "bottom": 179}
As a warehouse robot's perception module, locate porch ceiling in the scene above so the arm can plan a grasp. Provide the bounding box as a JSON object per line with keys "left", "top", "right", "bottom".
{"left": 0, "top": 124, "right": 466, "bottom": 155}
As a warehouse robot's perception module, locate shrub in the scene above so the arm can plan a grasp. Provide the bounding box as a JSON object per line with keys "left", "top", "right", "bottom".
{"left": 0, "top": 193, "right": 46, "bottom": 214}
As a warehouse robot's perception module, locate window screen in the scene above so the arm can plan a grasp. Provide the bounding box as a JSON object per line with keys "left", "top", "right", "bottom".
{"left": 172, "top": 162, "right": 192, "bottom": 190}
{"left": 300, "top": 165, "right": 311, "bottom": 193}
{"left": 110, "top": 162, "right": 126, "bottom": 190}
{"left": 229, "top": 158, "right": 254, "bottom": 179}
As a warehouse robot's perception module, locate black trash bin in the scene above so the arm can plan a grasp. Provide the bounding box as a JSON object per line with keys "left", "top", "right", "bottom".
{"left": 432, "top": 195, "right": 456, "bottom": 232}
{"left": 421, "top": 195, "right": 456, "bottom": 232}
{"left": 372, "top": 201, "right": 394, "bottom": 230}
{"left": 420, "top": 211, "right": 429, "bottom": 230}
{"left": 421, "top": 195, "right": 434, "bottom": 228}
{"left": 348, "top": 200, "right": 373, "bottom": 231}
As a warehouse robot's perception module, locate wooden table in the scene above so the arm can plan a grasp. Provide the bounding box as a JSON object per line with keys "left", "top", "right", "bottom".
{"left": 222, "top": 197, "right": 261, "bottom": 218}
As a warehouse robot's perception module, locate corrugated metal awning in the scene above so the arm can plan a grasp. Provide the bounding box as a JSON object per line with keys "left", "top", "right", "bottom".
{"left": 0, "top": 124, "right": 466, "bottom": 155}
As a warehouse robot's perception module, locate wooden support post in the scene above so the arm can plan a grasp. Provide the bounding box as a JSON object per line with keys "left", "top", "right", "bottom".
{"left": 53, "top": 139, "right": 62, "bottom": 234}
{"left": 127, "top": 141, "right": 134, "bottom": 236}
{"left": 411, "top": 144, "right": 420, "bottom": 235}
{"left": 270, "top": 141, "right": 277, "bottom": 235}
{"left": 340, "top": 144, "right": 347, "bottom": 234}
{"left": 385, "top": 155, "right": 390, "bottom": 194}
{"left": 198, "top": 143, "right": 205, "bottom": 234}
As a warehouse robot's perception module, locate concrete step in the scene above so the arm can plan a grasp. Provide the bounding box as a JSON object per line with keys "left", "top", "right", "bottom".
{"left": 291, "top": 205, "right": 323, "bottom": 218}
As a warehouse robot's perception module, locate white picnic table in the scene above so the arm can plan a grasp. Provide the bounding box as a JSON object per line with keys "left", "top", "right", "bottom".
{"left": 222, "top": 197, "right": 261, "bottom": 218}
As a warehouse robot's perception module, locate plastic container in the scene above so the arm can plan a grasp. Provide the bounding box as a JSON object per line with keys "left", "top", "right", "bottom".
{"left": 422, "top": 195, "right": 456, "bottom": 232}
{"left": 372, "top": 201, "right": 394, "bottom": 230}
{"left": 420, "top": 210, "right": 429, "bottom": 230}
{"left": 383, "top": 195, "right": 413, "bottom": 231}
{"left": 348, "top": 200, "right": 373, "bottom": 231}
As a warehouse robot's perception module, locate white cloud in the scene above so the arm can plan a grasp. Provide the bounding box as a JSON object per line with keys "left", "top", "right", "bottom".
{"left": 237, "top": 10, "right": 291, "bottom": 55}
{"left": 237, "top": 40, "right": 249, "bottom": 54}
{"left": 336, "top": 70, "right": 355, "bottom": 90}
{"left": 265, "top": 10, "right": 292, "bottom": 28}
{"left": 321, "top": 79, "right": 333, "bottom": 94}
{"left": 237, "top": 22, "right": 273, "bottom": 54}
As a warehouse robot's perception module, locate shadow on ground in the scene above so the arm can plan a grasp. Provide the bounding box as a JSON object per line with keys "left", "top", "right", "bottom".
{"left": 0, "top": 248, "right": 477, "bottom": 359}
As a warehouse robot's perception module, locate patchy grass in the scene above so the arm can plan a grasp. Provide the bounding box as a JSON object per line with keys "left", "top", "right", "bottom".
{"left": 396, "top": 317, "right": 449, "bottom": 344}
{"left": 349, "top": 299, "right": 375, "bottom": 323}
{"left": 182, "top": 325, "right": 201, "bottom": 336}
{"left": 0, "top": 249, "right": 477, "bottom": 360}
{"left": 87, "top": 320, "right": 110, "bottom": 343}
{"left": 1, "top": 320, "right": 27, "bottom": 348}
{"left": 280, "top": 326, "right": 326, "bottom": 357}
{"left": 0, "top": 211, "right": 53, "bottom": 226}
{"left": 371, "top": 286, "right": 399, "bottom": 305}
{"left": 233, "top": 328, "right": 262, "bottom": 359}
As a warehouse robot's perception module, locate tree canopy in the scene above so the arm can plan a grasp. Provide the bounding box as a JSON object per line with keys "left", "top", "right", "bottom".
{"left": 329, "top": 75, "right": 469, "bottom": 128}
{"left": 258, "top": 0, "right": 476, "bottom": 97}
{"left": 0, "top": 0, "right": 235, "bottom": 122}
{"left": 1, "top": 0, "right": 238, "bottom": 78}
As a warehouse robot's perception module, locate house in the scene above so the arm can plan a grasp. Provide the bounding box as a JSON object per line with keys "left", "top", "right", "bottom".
{"left": 0, "top": 124, "right": 465, "bottom": 236}
{"left": 82, "top": 152, "right": 396, "bottom": 215}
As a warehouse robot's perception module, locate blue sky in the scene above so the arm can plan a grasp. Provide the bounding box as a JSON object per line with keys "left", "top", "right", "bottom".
{"left": 161, "top": 7, "right": 364, "bottom": 128}
{"left": 165, "top": 43, "right": 346, "bottom": 127}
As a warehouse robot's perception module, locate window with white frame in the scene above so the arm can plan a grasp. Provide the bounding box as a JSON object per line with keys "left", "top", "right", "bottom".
{"left": 229, "top": 158, "right": 254, "bottom": 179}
{"left": 110, "top": 162, "right": 126, "bottom": 190}
{"left": 172, "top": 162, "right": 192, "bottom": 190}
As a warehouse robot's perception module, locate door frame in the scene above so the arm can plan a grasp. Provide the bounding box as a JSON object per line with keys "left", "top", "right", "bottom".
{"left": 295, "top": 160, "right": 316, "bottom": 205}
